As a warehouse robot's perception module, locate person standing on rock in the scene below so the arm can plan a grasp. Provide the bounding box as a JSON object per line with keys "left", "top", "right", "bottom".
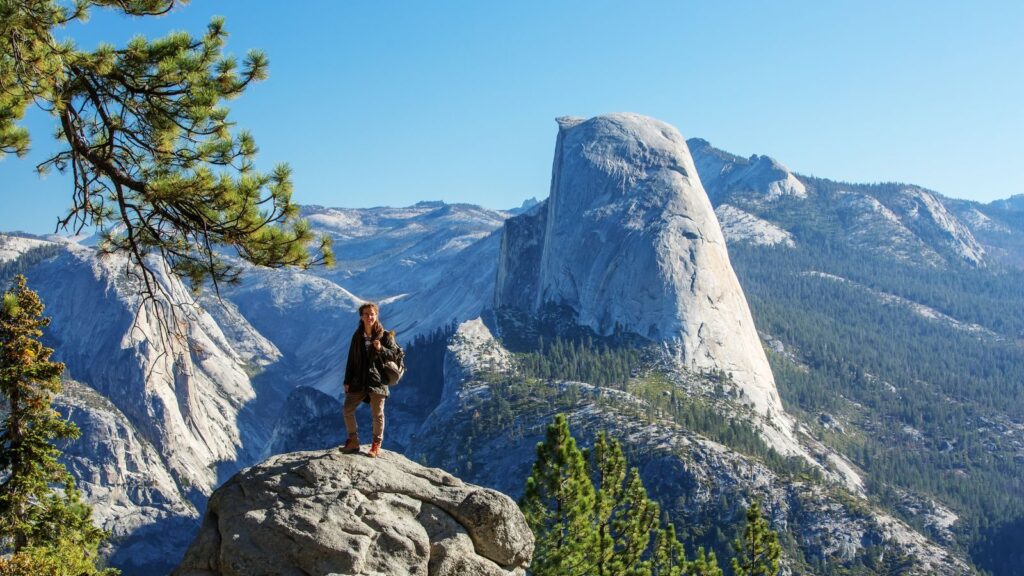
{"left": 341, "top": 302, "right": 402, "bottom": 457}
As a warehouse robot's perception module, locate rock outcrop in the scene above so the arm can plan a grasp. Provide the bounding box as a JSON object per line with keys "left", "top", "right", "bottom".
{"left": 714, "top": 204, "right": 796, "bottom": 247}
{"left": 495, "top": 113, "right": 792, "bottom": 440}
{"left": 173, "top": 449, "right": 533, "bottom": 576}
{"left": 18, "top": 245, "right": 270, "bottom": 572}
{"left": 889, "top": 187, "right": 986, "bottom": 267}
{"left": 29, "top": 246, "right": 260, "bottom": 496}
{"left": 688, "top": 138, "right": 807, "bottom": 204}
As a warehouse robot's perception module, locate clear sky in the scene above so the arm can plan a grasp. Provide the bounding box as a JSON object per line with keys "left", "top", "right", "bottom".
{"left": 2, "top": 0, "right": 1022, "bottom": 234}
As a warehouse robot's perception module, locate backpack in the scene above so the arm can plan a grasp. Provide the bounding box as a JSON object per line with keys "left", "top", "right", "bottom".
{"left": 381, "top": 330, "right": 406, "bottom": 385}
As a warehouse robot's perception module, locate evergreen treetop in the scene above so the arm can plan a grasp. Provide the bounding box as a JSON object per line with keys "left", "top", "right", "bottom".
{"left": 731, "top": 501, "right": 782, "bottom": 576}
{"left": 0, "top": 0, "right": 333, "bottom": 298}
{"left": 520, "top": 413, "right": 598, "bottom": 576}
{"left": 521, "top": 414, "right": 735, "bottom": 576}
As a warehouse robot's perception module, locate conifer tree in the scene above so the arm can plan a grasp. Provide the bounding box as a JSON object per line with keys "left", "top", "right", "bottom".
{"left": 613, "top": 467, "right": 659, "bottom": 574}
{"left": 652, "top": 521, "right": 686, "bottom": 576}
{"left": 731, "top": 501, "right": 782, "bottom": 576}
{"left": 0, "top": 275, "right": 114, "bottom": 574}
{"left": 590, "top": 431, "right": 659, "bottom": 576}
{"left": 519, "top": 413, "right": 597, "bottom": 576}
{"left": 0, "top": 0, "right": 332, "bottom": 298}
{"left": 592, "top": 431, "right": 625, "bottom": 575}
{"left": 520, "top": 415, "right": 739, "bottom": 576}
{"left": 688, "top": 547, "right": 725, "bottom": 576}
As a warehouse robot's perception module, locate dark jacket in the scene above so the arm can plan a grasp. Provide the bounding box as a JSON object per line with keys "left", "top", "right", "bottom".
{"left": 343, "top": 326, "right": 401, "bottom": 398}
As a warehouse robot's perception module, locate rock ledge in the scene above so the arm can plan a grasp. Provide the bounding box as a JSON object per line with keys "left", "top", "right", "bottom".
{"left": 173, "top": 448, "right": 533, "bottom": 576}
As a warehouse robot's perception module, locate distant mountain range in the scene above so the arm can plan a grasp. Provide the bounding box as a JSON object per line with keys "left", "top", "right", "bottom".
{"left": 1, "top": 113, "right": 1020, "bottom": 575}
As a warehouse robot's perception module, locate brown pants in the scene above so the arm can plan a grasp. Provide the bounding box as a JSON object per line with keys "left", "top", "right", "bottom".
{"left": 343, "top": 390, "right": 386, "bottom": 443}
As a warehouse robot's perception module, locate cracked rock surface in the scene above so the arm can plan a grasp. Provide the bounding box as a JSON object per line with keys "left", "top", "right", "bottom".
{"left": 172, "top": 448, "right": 533, "bottom": 576}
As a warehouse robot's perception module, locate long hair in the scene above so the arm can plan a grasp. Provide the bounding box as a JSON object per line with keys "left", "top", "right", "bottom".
{"left": 357, "top": 302, "right": 384, "bottom": 340}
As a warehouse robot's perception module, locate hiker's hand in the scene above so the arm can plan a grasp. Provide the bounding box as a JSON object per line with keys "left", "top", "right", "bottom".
{"left": 372, "top": 340, "right": 381, "bottom": 351}
{"left": 344, "top": 384, "right": 350, "bottom": 393}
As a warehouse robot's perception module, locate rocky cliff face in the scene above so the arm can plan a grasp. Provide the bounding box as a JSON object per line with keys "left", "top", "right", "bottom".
{"left": 28, "top": 246, "right": 261, "bottom": 496}
{"left": 889, "top": 187, "right": 986, "bottom": 266}
{"left": 172, "top": 448, "right": 533, "bottom": 576}
{"left": 496, "top": 113, "right": 794, "bottom": 450}
{"left": 947, "top": 197, "right": 1024, "bottom": 269}
{"left": 714, "top": 204, "right": 795, "bottom": 247}
{"left": 1, "top": 238, "right": 270, "bottom": 573}
{"left": 56, "top": 380, "right": 199, "bottom": 574}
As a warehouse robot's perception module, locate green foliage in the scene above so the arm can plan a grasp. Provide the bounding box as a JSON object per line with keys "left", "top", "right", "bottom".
{"left": 515, "top": 335, "right": 814, "bottom": 480}
{"left": 625, "top": 374, "right": 818, "bottom": 480}
{"left": 687, "top": 547, "right": 725, "bottom": 576}
{"left": 519, "top": 414, "right": 598, "bottom": 576}
{"left": 591, "top": 432, "right": 660, "bottom": 575}
{"left": 731, "top": 501, "right": 782, "bottom": 576}
{"left": 593, "top": 432, "right": 627, "bottom": 574}
{"left": 518, "top": 334, "right": 642, "bottom": 389}
{"left": 970, "top": 517, "right": 1024, "bottom": 576}
{"left": 653, "top": 522, "right": 687, "bottom": 576}
{"left": 728, "top": 232, "right": 1024, "bottom": 570}
{"left": 0, "top": 496, "right": 118, "bottom": 576}
{"left": 854, "top": 545, "right": 917, "bottom": 575}
{"left": 520, "top": 414, "right": 727, "bottom": 576}
{"left": 0, "top": 0, "right": 332, "bottom": 296}
{"left": 0, "top": 275, "right": 115, "bottom": 574}
{"left": 0, "top": 535, "right": 115, "bottom": 576}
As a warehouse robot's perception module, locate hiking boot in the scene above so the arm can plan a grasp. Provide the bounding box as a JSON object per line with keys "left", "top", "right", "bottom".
{"left": 341, "top": 436, "right": 360, "bottom": 454}
{"left": 368, "top": 440, "right": 382, "bottom": 458}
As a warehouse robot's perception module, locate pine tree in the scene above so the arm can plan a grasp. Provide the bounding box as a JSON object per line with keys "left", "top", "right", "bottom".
{"left": 520, "top": 415, "right": 735, "bottom": 576}
{"left": 652, "top": 521, "right": 686, "bottom": 576}
{"left": 731, "top": 501, "right": 782, "bottom": 576}
{"left": 688, "top": 547, "right": 725, "bottom": 576}
{"left": 0, "top": 1, "right": 332, "bottom": 298}
{"left": 613, "top": 468, "right": 659, "bottom": 575}
{"left": 592, "top": 432, "right": 624, "bottom": 576}
{"left": 591, "top": 431, "right": 659, "bottom": 576}
{"left": 0, "top": 275, "right": 115, "bottom": 574}
{"left": 519, "top": 414, "right": 597, "bottom": 576}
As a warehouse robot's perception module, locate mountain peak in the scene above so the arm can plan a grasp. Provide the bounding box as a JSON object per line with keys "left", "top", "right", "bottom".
{"left": 497, "top": 113, "right": 791, "bottom": 427}
{"left": 555, "top": 115, "right": 586, "bottom": 129}
{"left": 988, "top": 193, "right": 1024, "bottom": 212}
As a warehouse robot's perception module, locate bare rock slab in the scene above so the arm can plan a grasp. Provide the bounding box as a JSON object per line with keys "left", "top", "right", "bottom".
{"left": 172, "top": 448, "right": 533, "bottom": 576}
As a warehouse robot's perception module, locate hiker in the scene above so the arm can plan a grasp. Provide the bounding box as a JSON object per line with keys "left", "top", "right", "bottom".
{"left": 340, "top": 302, "right": 402, "bottom": 457}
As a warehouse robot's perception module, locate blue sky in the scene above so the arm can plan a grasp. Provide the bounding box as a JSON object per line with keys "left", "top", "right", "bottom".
{"left": 2, "top": 0, "right": 1022, "bottom": 234}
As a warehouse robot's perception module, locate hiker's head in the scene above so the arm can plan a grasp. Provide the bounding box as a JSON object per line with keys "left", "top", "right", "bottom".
{"left": 359, "top": 302, "right": 381, "bottom": 333}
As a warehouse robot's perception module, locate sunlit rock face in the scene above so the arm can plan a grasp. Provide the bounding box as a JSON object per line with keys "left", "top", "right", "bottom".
{"left": 498, "top": 113, "right": 785, "bottom": 421}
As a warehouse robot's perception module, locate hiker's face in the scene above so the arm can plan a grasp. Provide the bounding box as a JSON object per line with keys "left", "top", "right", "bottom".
{"left": 361, "top": 308, "right": 378, "bottom": 329}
